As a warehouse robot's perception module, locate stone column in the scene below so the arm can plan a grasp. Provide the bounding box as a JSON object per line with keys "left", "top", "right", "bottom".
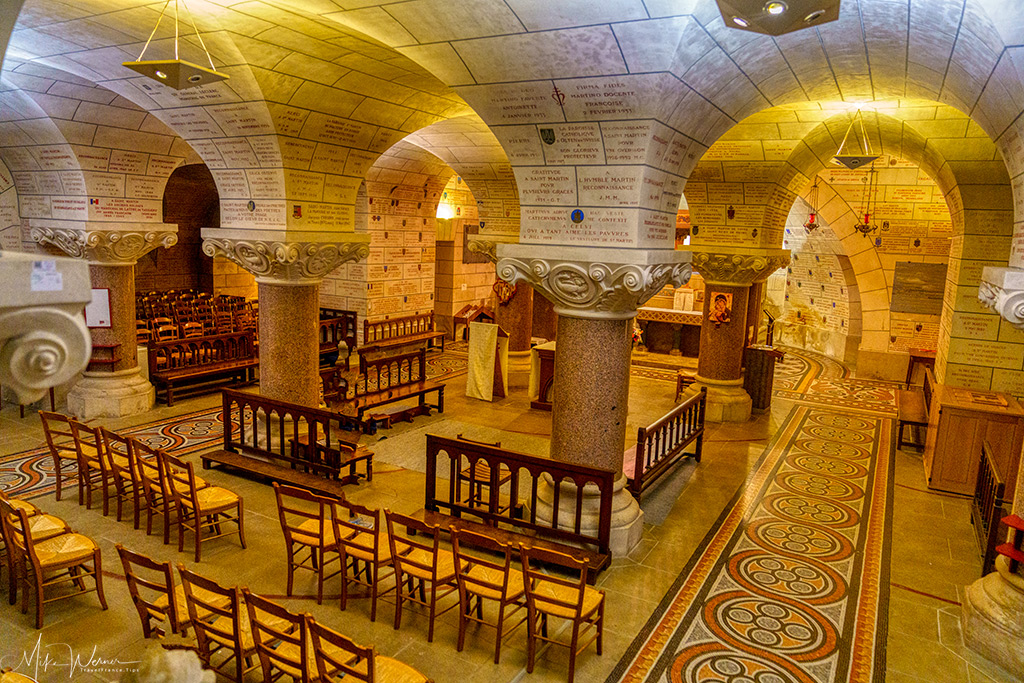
{"left": 31, "top": 225, "right": 177, "bottom": 418}
{"left": 964, "top": 267, "right": 1024, "bottom": 672}
{"left": 0, "top": 252, "right": 93, "bottom": 404}
{"left": 683, "top": 248, "right": 790, "bottom": 422}
{"left": 258, "top": 281, "right": 320, "bottom": 407}
{"left": 203, "top": 232, "right": 370, "bottom": 408}
{"left": 497, "top": 244, "right": 691, "bottom": 556}
{"left": 495, "top": 284, "right": 534, "bottom": 390}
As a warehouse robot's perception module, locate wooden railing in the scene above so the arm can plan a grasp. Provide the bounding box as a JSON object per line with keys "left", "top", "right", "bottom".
{"left": 972, "top": 440, "right": 1009, "bottom": 575}
{"left": 356, "top": 348, "right": 427, "bottom": 394}
{"left": 363, "top": 312, "right": 436, "bottom": 344}
{"left": 217, "top": 389, "right": 362, "bottom": 479}
{"left": 629, "top": 386, "right": 706, "bottom": 499}
{"left": 148, "top": 331, "right": 256, "bottom": 371}
{"left": 318, "top": 309, "right": 357, "bottom": 368}
{"left": 424, "top": 435, "right": 614, "bottom": 558}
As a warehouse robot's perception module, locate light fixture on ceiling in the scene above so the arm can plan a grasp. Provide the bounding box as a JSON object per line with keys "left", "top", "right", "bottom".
{"left": 717, "top": 0, "right": 840, "bottom": 36}
{"left": 804, "top": 176, "right": 820, "bottom": 232}
{"left": 122, "top": 0, "right": 228, "bottom": 90}
{"left": 833, "top": 109, "right": 879, "bottom": 170}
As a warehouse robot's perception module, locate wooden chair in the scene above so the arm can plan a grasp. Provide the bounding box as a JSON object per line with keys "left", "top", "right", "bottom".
{"left": 307, "top": 617, "right": 432, "bottom": 683}
{"left": 39, "top": 411, "right": 79, "bottom": 502}
{"left": 273, "top": 483, "right": 340, "bottom": 605}
{"left": 243, "top": 589, "right": 326, "bottom": 683}
{"left": 155, "top": 324, "right": 178, "bottom": 343}
{"left": 0, "top": 492, "right": 66, "bottom": 605}
{"left": 100, "top": 428, "right": 140, "bottom": 526}
{"left": 180, "top": 321, "right": 205, "bottom": 338}
{"left": 385, "top": 509, "right": 457, "bottom": 642}
{"left": 69, "top": 419, "right": 114, "bottom": 515}
{"left": 136, "top": 319, "right": 152, "bottom": 345}
{"left": 451, "top": 527, "right": 527, "bottom": 664}
{"left": 116, "top": 544, "right": 191, "bottom": 638}
{"left": 330, "top": 499, "right": 394, "bottom": 622}
{"left": 131, "top": 439, "right": 210, "bottom": 545}
{"left": 519, "top": 545, "right": 605, "bottom": 683}
{"left": 163, "top": 451, "right": 245, "bottom": 562}
{"left": 0, "top": 498, "right": 106, "bottom": 628}
{"left": 178, "top": 566, "right": 259, "bottom": 682}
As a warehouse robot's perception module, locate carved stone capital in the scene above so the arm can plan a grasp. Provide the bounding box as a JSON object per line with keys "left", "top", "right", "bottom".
{"left": 30, "top": 225, "right": 178, "bottom": 265}
{"left": 979, "top": 267, "right": 1024, "bottom": 329}
{"left": 203, "top": 236, "right": 370, "bottom": 284}
{"left": 467, "top": 235, "right": 518, "bottom": 264}
{"left": 692, "top": 248, "right": 791, "bottom": 286}
{"left": 0, "top": 252, "right": 93, "bottom": 404}
{"left": 496, "top": 245, "right": 691, "bottom": 320}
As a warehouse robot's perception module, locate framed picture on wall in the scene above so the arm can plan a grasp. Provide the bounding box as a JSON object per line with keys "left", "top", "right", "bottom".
{"left": 85, "top": 288, "right": 111, "bottom": 328}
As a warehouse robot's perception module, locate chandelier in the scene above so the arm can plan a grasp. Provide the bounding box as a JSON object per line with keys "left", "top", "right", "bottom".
{"left": 716, "top": 0, "right": 841, "bottom": 35}
{"left": 833, "top": 109, "right": 879, "bottom": 170}
{"left": 122, "top": 0, "right": 229, "bottom": 90}
{"left": 853, "top": 164, "right": 879, "bottom": 237}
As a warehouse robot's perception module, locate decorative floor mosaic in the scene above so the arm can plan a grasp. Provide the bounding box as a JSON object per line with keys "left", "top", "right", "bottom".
{"left": 608, "top": 403, "right": 894, "bottom": 683}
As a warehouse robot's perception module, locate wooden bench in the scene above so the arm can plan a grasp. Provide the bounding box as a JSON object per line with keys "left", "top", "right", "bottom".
{"left": 321, "top": 348, "right": 444, "bottom": 426}
{"left": 972, "top": 440, "right": 1010, "bottom": 575}
{"left": 625, "top": 386, "right": 706, "bottom": 500}
{"left": 319, "top": 308, "right": 357, "bottom": 369}
{"left": 148, "top": 331, "right": 258, "bottom": 406}
{"left": 896, "top": 366, "right": 935, "bottom": 450}
{"left": 202, "top": 389, "right": 371, "bottom": 496}
{"left": 411, "top": 434, "right": 615, "bottom": 581}
{"left": 361, "top": 312, "right": 446, "bottom": 354}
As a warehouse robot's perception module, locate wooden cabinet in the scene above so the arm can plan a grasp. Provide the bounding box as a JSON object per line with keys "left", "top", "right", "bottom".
{"left": 923, "top": 385, "right": 1024, "bottom": 496}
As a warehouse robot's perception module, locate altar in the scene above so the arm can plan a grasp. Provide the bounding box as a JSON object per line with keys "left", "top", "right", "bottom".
{"left": 637, "top": 307, "right": 703, "bottom": 356}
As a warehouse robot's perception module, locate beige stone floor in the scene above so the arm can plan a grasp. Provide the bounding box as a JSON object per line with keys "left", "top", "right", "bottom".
{"left": 0, "top": 372, "right": 1021, "bottom": 683}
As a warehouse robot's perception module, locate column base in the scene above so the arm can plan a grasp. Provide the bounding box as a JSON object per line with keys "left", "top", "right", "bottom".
{"left": 534, "top": 474, "right": 644, "bottom": 558}
{"left": 684, "top": 375, "right": 751, "bottom": 422}
{"left": 66, "top": 368, "right": 155, "bottom": 419}
{"left": 962, "top": 557, "right": 1024, "bottom": 674}
{"left": 507, "top": 350, "right": 532, "bottom": 390}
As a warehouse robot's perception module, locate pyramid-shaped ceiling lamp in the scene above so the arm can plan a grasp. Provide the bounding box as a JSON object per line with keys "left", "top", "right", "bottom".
{"left": 832, "top": 109, "right": 879, "bottom": 170}
{"left": 122, "top": 0, "right": 228, "bottom": 91}
{"left": 717, "top": 0, "right": 841, "bottom": 36}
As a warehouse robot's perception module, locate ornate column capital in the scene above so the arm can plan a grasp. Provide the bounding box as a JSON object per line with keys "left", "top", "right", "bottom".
{"left": 691, "top": 247, "right": 790, "bottom": 286}
{"left": 496, "top": 244, "right": 691, "bottom": 320}
{"left": 0, "top": 252, "right": 93, "bottom": 403}
{"left": 979, "top": 266, "right": 1024, "bottom": 329}
{"left": 202, "top": 232, "right": 371, "bottom": 285}
{"left": 30, "top": 224, "right": 178, "bottom": 265}
{"left": 467, "top": 235, "right": 518, "bottom": 264}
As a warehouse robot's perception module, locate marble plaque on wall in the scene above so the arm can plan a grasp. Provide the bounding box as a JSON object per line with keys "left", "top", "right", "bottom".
{"left": 890, "top": 261, "right": 947, "bottom": 315}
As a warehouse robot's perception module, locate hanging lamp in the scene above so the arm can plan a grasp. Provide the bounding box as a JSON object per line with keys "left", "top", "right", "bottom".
{"left": 122, "top": 0, "right": 229, "bottom": 90}
{"left": 833, "top": 109, "right": 879, "bottom": 170}
{"left": 804, "top": 177, "right": 820, "bottom": 232}
{"left": 853, "top": 163, "right": 879, "bottom": 237}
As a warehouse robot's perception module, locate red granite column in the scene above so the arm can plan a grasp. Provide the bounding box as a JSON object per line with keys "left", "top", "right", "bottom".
{"left": 87, "top": 264, "right": 139, "bottom": 374}
{"left": 258, "top": 281, "right": 320, "bottom": 408}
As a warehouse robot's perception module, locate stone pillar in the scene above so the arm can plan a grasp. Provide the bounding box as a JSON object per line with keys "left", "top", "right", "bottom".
{"left": 965, "top": 267, "right": 1024, "bottom": 672}
{"left": 31, "top": 225, "right": 177, "bottom": 418}
{"left": 0, "top": 252, "right": 93, "bottom": 404}
{"left": 258, "top": 281, "right": 320, "bottom": 407}
{"left": 495, "top": 284, "right": 534, "bottom": 390}
{"left": 203, "top": 232, "right": 370, "bottom": 408}
{"left": 684, "top": 248, "right": 790, "bottom": 422}
{"left": 497, "top": 244, "right": 691, "bottom": 556}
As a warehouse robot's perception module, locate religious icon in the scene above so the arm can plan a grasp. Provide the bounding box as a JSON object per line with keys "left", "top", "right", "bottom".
{"left": 708, "top": 291, "right": 732, "bottom": 325}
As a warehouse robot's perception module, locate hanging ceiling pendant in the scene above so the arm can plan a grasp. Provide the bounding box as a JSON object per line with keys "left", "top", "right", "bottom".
{"left": 853, "top": 163, "right": 879, "bottom": 237}
{"left": 122, "top": 0, "right": 228, "bottom": 90}
{"left": 717, "top": 0, "right": 841, "bottom": 35}
{"left": 804, "top": 176, "right": 820, "bottom": 232}
{"left": 833, "top": 109, "right": 879, "bottom": 170}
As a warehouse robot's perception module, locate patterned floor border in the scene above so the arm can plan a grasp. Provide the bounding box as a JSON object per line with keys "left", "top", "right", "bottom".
{"left": 607, "top": 403, "right": 895, "bottom": 683}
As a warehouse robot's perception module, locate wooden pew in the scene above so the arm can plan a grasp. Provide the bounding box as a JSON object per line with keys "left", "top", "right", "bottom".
{"left": 202, "top": 389, "right": 370, "bottom": 497}
{"left": 321, "top": 348, "right": 444, "bottom": 427}
{"left": 362, "top": 312, "right": 446, "bottom": 354}
{"left": 148, "top": 331, "right": 258, "bottom": 406}
{"left": 896, "top": 366, "right": 935, "bottom": 450}
{"left": 625, "top": 386, "right": 706, "bottom": 500}
{"left": 319, "top": 308, "right": 357, "bottom": 369}
{"left": 411, "top": 434, "right": 614, "bottom": 581}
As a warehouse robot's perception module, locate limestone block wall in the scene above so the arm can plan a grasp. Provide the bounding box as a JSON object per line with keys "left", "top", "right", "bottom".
{"left": 434, "top": 176, "right": 495, "bottom": 338}
{"left": 0, "top": 159, "right": 20, "bottom": 250}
